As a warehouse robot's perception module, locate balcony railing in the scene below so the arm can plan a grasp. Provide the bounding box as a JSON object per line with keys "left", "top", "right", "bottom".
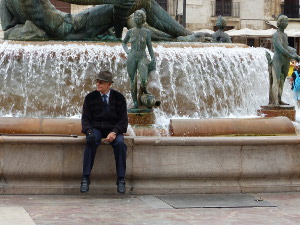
{"left": 284, "top": 3, "right": 300, "bottom": 18}
{"left": 211, "top": 1, "right": 240, "bottom": 17}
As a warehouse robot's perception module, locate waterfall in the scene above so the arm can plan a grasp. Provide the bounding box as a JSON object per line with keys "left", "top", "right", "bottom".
{"left": 0, "top": 41, "right": 295, "bottom": 123}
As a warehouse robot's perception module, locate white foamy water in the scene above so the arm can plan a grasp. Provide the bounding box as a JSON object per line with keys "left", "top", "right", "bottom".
{"left": 0, "top": 41, "right": 297, "bottom": 133}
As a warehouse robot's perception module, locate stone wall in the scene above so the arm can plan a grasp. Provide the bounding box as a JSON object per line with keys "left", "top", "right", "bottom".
{"left": 177, "top": 0, "right": 211, "bottom": 31}
{"left": 240, "top": 0, "right": 282, "bottom": 29}
{"left": 1, "top": 135, "right": 300, "bottom": 194}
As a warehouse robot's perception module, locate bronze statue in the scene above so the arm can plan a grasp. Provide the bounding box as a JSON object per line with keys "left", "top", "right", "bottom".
{"left": 212, "top": 16, "right": 232, "bottom": 43}
{"left": 269, "top": 15, "right": 300, "bottom": 105}
{"left": 122, "top": 9, "right": 157, "bottom": 109}
{"left": 0, "top": 0, "right": 191, "bottom": 41}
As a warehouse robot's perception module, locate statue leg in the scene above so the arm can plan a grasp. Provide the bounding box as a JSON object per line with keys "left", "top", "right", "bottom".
{"left": 68, "top": 5, "right": 114, "bottom": 39}
{"left": 277, "top": 74, "right": 286, "bottom": 105}
{"left": 266, "top": 51, "right": 275, "bottom": 105}
{"left": 126, "top": 56, "right": 138, "bottom": 108}
{"left": 268, "top": 63, "right": 274, "bottom": 105}
{"left": 138, "top": 58, "right": 149, "bottom": 94}
{"left": 278, "top": 62, "right": 290, "bottom": 105}
{"left": 271, "top": 69, "right": 280, "bottom": 105}
{"left": 271, "top": 58, "right": 282, "bottom": 105}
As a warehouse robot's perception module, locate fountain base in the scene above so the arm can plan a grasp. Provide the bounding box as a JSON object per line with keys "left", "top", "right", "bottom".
{"left": 170, "top": 117, "right": 296, "bottom": 136}
{"left": 0, "top": 135, "right": 300, "bottom": 194}
{"left": 257, "top": 105, "right": 296, "bottom": 121}
{"left": 0, "top": 117, "right": 299, "bottom": 194}
{"left": 0, "top": 117, "right": 297, "bottom": 136}
{"left": 128, "top": 111, "right": 155, "bottom": 125}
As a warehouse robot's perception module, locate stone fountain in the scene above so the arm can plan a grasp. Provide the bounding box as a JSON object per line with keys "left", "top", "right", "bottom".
{"left": 0, "top": 40, "right": 297, "bottom": 131}
{"left": 0, "top": 2, "right": 300, "bottom": 195}
{"left": 1, "top": 40, "right": 299, "bottom": 195}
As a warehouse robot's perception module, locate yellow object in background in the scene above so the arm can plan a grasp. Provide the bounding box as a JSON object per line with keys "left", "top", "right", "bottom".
{"left": 288, "top": 60, "right": 297, "bottom": 77}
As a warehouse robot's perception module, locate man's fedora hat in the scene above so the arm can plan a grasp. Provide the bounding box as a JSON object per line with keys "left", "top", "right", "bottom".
{"left": 95, "top": 70, "right": 114, "bottom": 83}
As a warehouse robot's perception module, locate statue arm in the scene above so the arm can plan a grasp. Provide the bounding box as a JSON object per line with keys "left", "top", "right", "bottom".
{"left": 273, "top": 33, "right": 296, "bottom": 59}
{"left": 287, "top": 46, "right": 300, "bottom": 61}
{"left": 146, "top": 30, "right": 155, "bottom": 62}
{"left": 122, "top": 30, "right": 131, "bottom": 54}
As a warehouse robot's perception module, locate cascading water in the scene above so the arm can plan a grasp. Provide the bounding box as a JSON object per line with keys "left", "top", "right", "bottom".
{"left": 0, "top": 41, "right": 296, "bottom": 127}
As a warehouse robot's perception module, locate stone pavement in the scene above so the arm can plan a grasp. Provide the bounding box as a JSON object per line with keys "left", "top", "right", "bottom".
{"left": 0, "top": 192, "right": 300, "bottom": 225}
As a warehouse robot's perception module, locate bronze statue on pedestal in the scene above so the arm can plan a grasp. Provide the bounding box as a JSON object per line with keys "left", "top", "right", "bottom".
{"left": 268, "top": 15, "right": 300, "bottom": 105}
{"left": 122, "top": 9, "right": 160, "bottom": 111}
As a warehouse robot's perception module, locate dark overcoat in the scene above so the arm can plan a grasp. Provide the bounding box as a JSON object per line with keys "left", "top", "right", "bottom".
{"left": 81, "top": 89, "right": 128, "bottom": 134}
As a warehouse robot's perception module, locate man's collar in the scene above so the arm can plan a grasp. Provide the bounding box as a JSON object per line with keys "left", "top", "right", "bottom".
{"left": 100, "top": 89, "right": 111, "bottom": 97}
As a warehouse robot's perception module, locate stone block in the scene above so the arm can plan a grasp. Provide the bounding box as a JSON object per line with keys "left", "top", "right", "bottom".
{"left": 131, "top": 145, "right": 241, "bottom": 178}
{"left": 128, "top": 112, "right": 155, "bottom": 125}
{"left": 1, "top": 136, "right": 300, "bottom": 194}
{"left": 170, "top": 117, "right": 296, "bottom": 136}
{"left": 258, "top": 105, "right": 296, "bottom": 121}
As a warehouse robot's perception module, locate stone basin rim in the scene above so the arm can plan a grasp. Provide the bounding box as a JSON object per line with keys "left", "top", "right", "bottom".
{"left": 1, "top": 135, "right": 300, "bottom": 146}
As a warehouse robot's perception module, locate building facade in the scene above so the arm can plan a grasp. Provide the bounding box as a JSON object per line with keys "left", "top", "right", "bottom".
{"left": 173, "top": 0, "right": 298, "bottom": 53}
{"left": 174, "top": 0, "right": 283, "bottom": 31}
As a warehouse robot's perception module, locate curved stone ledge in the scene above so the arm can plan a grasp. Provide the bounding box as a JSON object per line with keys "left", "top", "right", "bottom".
{"left": 0, "top": 117, "right": 82, "bottom": 135}
{"left": 169, "top": 117, "right": 297, "bottom": 136}
{"left": 1, "top": 135, "right": 300, "bottom": 145}
{"left": 0, "top": 40, "right": 248, "bottom": 49}
{"left": 2, "top": 117, "right": 296, "bottom": 137}
{"left": 0, "top": 135, "right": 300, "bottom": 194}
{"left": 133, "top": 136, "right": 300, "bottom": 146}
{"left": 0, "top": 136, "right": 85, "bottom": 144}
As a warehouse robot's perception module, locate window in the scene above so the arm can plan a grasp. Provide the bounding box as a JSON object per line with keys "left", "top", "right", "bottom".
{"left": 216, "top": 0, "right": 232, "bottom": 17}
{"left": 247, "top": 38, "right": 255, "bottom": 47}
{"left": 283, "top": 0, "right": 300, "bottom": 18}
{"left": 260, "top": 38, "right": 272, "bottom": 50}
{"left": 213, "top": 26, "right": 234, "bottom": 32}
{"left": 49, "top": 0, "right": 71, "bottom": 13}
{"left": 211, "top": 0, "right": 240, "bottom": 17}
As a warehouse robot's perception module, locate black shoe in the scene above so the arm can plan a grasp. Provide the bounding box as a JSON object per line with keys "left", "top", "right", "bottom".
{"left": 80, "top": 177, "right": 90, "bottom": 193}
{"left": 116, "top": 179, "right": 126, "bottom": 194}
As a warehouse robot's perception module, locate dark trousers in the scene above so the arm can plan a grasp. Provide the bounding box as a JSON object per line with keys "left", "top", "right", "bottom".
{"left": 82, "top": 128, "right": 127, "bottom": 179}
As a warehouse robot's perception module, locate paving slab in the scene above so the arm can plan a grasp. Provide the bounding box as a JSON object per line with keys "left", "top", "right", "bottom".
{"left": 0, "top": 193, "right": 299, "bottom": 224}
{"left": 156, "top": 194, "right": 276, "bottom": 208}
{"left": 0, "top": 207, "right": 36, "bottom": 225}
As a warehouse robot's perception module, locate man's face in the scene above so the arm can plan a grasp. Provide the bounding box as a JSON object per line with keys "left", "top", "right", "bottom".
{"left": 96, "top": 80, "right": 111, "bottom": 94}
